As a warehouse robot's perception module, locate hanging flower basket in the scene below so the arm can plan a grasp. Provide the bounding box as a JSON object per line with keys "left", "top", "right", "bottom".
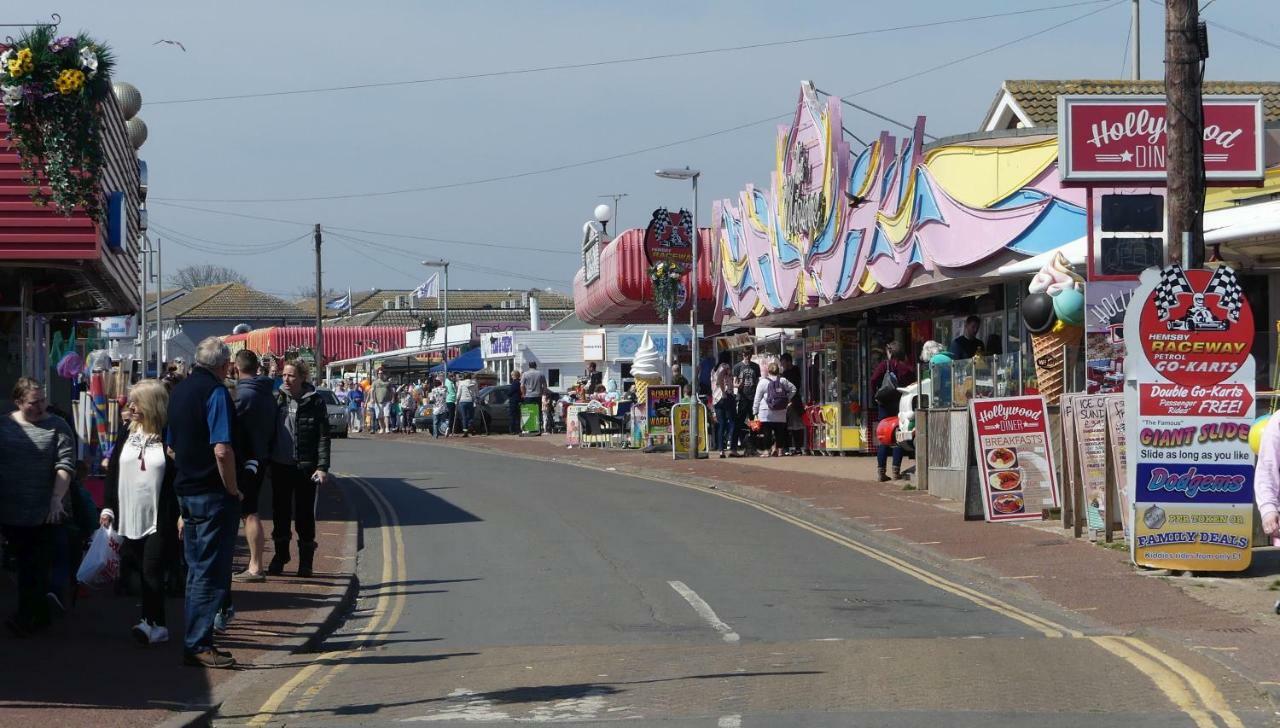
{"left": 648, "top": 260, "right": 685, "bottom": 314}
{"left": 1, "top": 26, "right": 115, "bottom": 219}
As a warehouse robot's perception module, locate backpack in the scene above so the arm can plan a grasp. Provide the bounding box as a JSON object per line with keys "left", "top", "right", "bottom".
{"left": 765, "top": 377, "right": 790, "bottom": 411}
{"left": 874, "top": 369, "right": 901, "bottom": 409}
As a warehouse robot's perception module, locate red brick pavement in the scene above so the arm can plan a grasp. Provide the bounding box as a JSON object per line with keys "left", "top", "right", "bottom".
{"left": 0, "top": 482, "right": 356, "bottom": 728}
{"left": 409, "top": 431, "right": 1280, "bottom": 703}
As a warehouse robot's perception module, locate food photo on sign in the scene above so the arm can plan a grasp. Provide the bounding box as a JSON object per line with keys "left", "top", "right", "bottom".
{"left": 1123, "top": 263, "right": 1257, "bottom": 572}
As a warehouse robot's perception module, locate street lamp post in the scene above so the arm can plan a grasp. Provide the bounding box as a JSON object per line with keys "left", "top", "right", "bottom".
{"left": 655, "top": 166, "right": 702, "bottom": 459}
{"left": 421, "top": 259, "right": 450, "bottom": 378}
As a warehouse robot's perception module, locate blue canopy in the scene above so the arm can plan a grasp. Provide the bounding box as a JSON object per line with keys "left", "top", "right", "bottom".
{"left": 429, "top": 347, "right": 483, "bottom": 374}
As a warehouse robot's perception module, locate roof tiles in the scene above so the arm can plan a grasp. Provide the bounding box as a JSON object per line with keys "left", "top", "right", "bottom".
{"left": 1003, "top": 79, "right": 1280, "bottom": 126}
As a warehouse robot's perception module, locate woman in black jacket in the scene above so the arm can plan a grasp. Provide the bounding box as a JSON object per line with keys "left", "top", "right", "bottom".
{"left": 101, "top": 380, "right": 179, "bottom": 645}
{"left": 267, "top": 359, "right": 331, "bottom": 578}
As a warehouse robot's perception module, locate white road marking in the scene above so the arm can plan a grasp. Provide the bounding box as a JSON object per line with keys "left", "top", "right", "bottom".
{"left": 668, "top": 580, "right": 740, "bottom": 643}
{"left": 718, "top": 715, "right": 743, "bottom": 727}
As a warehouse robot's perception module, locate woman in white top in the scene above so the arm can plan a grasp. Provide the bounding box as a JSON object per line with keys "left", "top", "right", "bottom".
{"left": 752, "top": 361, "right": 797, "bottom": 458}
{"left": 101, "top": 380, "right": 178, "bottom": 646}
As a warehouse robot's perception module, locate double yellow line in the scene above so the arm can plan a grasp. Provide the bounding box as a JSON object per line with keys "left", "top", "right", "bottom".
{"left": 247, "top": 475, "right": 406, "bottom": 727}
{"left": 651, "top": 474, "right": 1246, "bottom": 728}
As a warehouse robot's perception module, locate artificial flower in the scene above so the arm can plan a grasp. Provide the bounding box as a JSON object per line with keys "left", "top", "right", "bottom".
{"left": 0, "top": 48, "right": 13, "bottom": 73}
{"left": 1, "top": 84, "right": 21, "bottom": 107}
{"left": 50, "top": 36, "right": 76, "bottom": 53}
{"left": 79, "top": 46, "right": 98, "bottom": 77}
{"left": 55, "top": 68, "right": 85, "bottom": 95}
{"left": 7, "top": 48, "right": 34, "bottom": 78}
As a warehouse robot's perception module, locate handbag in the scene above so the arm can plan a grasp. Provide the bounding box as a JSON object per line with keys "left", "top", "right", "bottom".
{"left": 874, "top": 369, "right": 901, "bottom": 409}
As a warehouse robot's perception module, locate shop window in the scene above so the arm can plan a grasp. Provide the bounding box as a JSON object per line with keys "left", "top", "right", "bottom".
{"left": 548, "top": 368, "right": 560, "bottom": 387}
{"left": 620, "top": 362, "right": 633, "bottom": 380}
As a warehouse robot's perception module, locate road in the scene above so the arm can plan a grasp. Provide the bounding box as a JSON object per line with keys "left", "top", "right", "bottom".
{"left": 214, "top": 437, "right": 1271, "bottom": 726}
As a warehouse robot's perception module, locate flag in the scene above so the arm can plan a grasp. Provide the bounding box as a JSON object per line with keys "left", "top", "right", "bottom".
{"left": 1153, "top": 265, "right": 1194, "bottom": 321}
{"left": 413, "top": 273, "right": 440, "bottom": 300}
{"left": 325, "top": 292, "right": 350, "bottom": 310}
{"left": 1204, "top": 265, "right": 1243, "bottom": 323}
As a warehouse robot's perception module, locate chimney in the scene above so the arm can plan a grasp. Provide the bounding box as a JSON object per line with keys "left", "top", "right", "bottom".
{"left": 529, "top": 294, "right": 541, "bottom": 331}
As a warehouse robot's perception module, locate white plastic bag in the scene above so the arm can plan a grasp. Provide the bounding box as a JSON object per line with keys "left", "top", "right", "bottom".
{"left": 76, "top": 525, "right": 122, "bottom": 588}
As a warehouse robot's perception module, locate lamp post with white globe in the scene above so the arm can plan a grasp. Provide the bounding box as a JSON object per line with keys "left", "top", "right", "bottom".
{"left": 655, "top": 166, "right": 702, "bottom": 458}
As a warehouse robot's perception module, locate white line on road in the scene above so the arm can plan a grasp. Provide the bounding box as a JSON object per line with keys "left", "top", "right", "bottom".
{"left": 668, "top": 580, "right": 740, "bottom": 643}
{"left": 718, "top": 715, "right": 743, "bottom": 727}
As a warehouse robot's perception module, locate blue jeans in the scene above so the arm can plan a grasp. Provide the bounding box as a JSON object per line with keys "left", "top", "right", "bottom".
{"left": 179, "top": 491, "right": 239, "bottom": 654}
{"left": 714, "top": 396, "right": 737, "bottom": 452}
{"left": 876, "top": 405, "right": 903, "bottom": 471}
{"left": 459, "top": 402, "right": 475, "bottom": 433}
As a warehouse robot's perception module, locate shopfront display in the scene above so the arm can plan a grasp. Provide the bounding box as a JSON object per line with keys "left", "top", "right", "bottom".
{"left": 805, "top": 327, "right": 866, "bottom": 452}
{"left": 970, "top": 396, "right": 1060, "bottom": 522}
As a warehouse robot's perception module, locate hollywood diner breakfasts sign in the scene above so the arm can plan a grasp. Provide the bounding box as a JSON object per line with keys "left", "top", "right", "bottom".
{"left": 1058, "top": 95, "right": 1264, "bottom": 181}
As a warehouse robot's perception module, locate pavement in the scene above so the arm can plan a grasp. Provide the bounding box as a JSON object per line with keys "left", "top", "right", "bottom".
{"left": 0, "top": 476, "right": 358, "bottom": 728}
{"left": 208, "top": 435, "right": 1278, "bottom": 726}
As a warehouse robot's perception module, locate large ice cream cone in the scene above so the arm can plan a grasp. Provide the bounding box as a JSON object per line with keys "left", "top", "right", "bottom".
{"left": 1031, "top": 324, "right": 1082, "bottom": 405}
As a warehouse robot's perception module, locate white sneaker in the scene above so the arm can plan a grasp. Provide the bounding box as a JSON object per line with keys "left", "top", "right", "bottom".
{"left": 131, "top": 620, "right": 152, "bottom": 645}
{"left": 148, "top": 624, "right": 170, "bottom": 644}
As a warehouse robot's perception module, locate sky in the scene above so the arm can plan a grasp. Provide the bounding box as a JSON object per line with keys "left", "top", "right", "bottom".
{"left": 20, "top": 0, "right": 1280, "bottom": 299}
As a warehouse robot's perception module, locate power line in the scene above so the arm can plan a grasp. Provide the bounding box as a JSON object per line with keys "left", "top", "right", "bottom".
{"left": 150, "top": 221, "right": 310, "bottom": 249}
{"left": 330, "top": 234, "right": 569, "bottom": 288}
{"left": 1147, "top": 0, "right": 1280, "bottom": 53}
{"left": 159, "top": 227, "right": 311, "bottom": 256}
{"left": 149, "top": 1, "right": 1114, "bottom": 106}
{"left": 1120, "top": 8, "right": 1133, "bottom": 77}
{"left": 154, "top": 2, "right": 1124, "bottom": 206}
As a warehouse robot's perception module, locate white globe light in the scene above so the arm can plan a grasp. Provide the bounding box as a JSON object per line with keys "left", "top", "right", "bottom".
{"left": 594, "top": 204, "right": 613, "bottom": 223}
{"left": 113, "top": 82, "right": 142, "bottom": 120}
{"left": 126, "top": 117, "right": 148, "bottom": 149}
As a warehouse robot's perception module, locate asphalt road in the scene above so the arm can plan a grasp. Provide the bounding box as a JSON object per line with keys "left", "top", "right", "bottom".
{"left": 214, "top": 437, "right": 1272, "bottom": 726}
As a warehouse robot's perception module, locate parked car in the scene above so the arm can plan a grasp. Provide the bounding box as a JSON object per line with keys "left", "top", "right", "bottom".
{"left": 315, "top": 388, "right": 349, "bottom": 438}
{"left": 475, "top": 385, "right": 567, "bottom": 433}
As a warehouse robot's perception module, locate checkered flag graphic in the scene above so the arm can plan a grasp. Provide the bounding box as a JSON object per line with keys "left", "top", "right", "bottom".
{"left": 1205, "top": 265, "right": 1243, "bottom": 323}
{"left": 1154, "top": 265, "right": 1194, "bottom": 321}
{"left": 678, "top": 209, "right": 693, "bottom": 245}
{"left": 649, "top": 208, "right": 670, "bottom": 241}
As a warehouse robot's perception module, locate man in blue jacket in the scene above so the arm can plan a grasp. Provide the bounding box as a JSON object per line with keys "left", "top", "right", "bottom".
{"left": 166, "top": 337, "right": 241, "bottom": 669}
{"left": 231, "top": 349, "right": 277, "bottom": 582}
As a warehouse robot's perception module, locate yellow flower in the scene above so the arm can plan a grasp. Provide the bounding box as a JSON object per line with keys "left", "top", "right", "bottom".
{"left": 7, "top": 48, "right": 33, "bottom": 77}
{"left": 55, "top": 69, "right": 85, "bottom": 95}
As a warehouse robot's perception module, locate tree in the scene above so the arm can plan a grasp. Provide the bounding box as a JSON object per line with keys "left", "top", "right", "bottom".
{"left": 295, "top": 284, "right": 343, "bottom": 300}
{"left": 168, "top": 264, "right": 248, "bottom": 290}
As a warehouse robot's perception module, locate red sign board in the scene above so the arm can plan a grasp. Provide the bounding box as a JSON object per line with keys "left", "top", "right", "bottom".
{"left": 1135, "top": 266, "right": 1253, "bottom": 387}
{"left": 1058, "top": 95, "right": 1264, "bottom": 182}
{"left": 643, "top": 207, "right": 694, "bottom": 269}
{"left": 969, "top": 396, "right": 1060, "bottom": 522}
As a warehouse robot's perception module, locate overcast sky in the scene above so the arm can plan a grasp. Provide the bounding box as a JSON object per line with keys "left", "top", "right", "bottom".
{"left": 27, "top": 0, "right": 1279, "bottom": 298}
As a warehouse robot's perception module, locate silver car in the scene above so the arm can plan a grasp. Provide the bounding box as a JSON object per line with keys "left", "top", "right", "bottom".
{"left": 315, "top": 388, "right": 349, "bottom": 438}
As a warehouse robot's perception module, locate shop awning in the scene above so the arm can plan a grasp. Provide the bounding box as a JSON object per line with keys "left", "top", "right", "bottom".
{"left": 995, "top": 237, "right": 1086, "bottom": 276}
{"left": 1209, "top": 199, "right": 1280, "bottom": 266}
{"left": 429, "top": 347, "right": 483, "bottom": 374}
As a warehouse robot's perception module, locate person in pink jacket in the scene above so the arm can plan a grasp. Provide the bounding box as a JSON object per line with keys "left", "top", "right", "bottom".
{"left": 1254, "top": 414, "right": 1280, "bottom": 547}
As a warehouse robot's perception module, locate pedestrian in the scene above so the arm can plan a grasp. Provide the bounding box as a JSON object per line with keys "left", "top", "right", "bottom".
{"left": 711, "top": 355, "right": 736, "bottom": 458}
{"left": 371, "top": 368, "right": 393, "bottom": 434}
{"left": 780, "top": 352, "right": 805, "bottom": 455}
{"left": 166, "top": 337, "right": 241, "bottom": 668}
{"left": 443, "top": 373, "right": 458, "bottom": 436}
{"left": 732, "top": 350, "right": 760, "bottom": 454}
{"left": 230, "top": 349, "right": 277, "bottom": 583}
{"left": 506, "top": 370, "right": 522, "bottom": 435}
{"left": 0, "top": 378, "right": 75, "bottom": 637}
{"left": 584, "top": 362, "right": 603, "bottom": 391}
{"left": 457, "top": 373, "right": 476, "bottom": 437}
{"left": 400, "top": 386, "right": 418, "bottom": 434}
{"left": 347, "top": 379, "right": 364, "bottom": 433}
{"left": 429, "top": 378, "right": 448, "bottom": 437}
{"left": 520, "top": 362, "right": 547, "bottom": 435}
{"left": 334, "top": 380, "right": 349, "bottom": 406}
{"left": 870, "top": 340, "right": 916, "bottom": 482}
{"left": 949, "top": 315, "right": 982, "bottom": 360}
{"left": 100, "top": 379, "right": 179, "bottom": 645}
{"left": 268, "top": 359, "right": 332, "bottom": 578}
{"left": 1253, "top": 415, "right": 1280, "bottom": 547}
{"left": 752, "top": 361, "right": 797, "bottom": 458}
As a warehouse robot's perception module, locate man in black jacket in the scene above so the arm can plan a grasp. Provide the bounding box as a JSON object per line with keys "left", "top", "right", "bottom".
{"left": 268, "top": 359, "right": 331, "bottom": 578}
{"left": 231, "top": 350, "right": 277, "bottom": 582}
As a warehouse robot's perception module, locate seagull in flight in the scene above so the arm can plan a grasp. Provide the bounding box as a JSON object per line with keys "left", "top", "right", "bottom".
{"left": 153, "top": 39, "right": 186, "bottom": 51}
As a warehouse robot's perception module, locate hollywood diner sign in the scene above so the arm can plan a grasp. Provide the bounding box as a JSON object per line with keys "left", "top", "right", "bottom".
{"left": 1058, "top": 95, "right": 1264, "bottom": 182}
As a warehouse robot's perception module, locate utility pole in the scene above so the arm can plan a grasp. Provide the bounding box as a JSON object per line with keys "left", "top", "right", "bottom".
{"left": 1131, "top": 0, "right": 1141, "bottom": 80}
{"left": 139, "top": 235, "right": 149, "bottom": 375}
{"left": 314, "top": 223, "right": 324, "bottom": 382}
{"left": 598, "top": 193, "right": 629, "bottom": 233}
{"left": 156, "top": 236, "right": 164, "bottom": 367}
{"left": 1164, "top": 0, "right": 1206, "bottom": 267}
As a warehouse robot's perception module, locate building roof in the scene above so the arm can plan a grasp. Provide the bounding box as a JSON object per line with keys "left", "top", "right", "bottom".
{"left": 325, "top": 307, "right": 574, "bottom": 328}
{"left": 985, "top": 79, "right": 1280, "bottom": 130}
{"left": 331, "top": 288, "right": 574, "bottom": 318}
{"left": 155, "top": 283, "right": 310, "bottom": 321}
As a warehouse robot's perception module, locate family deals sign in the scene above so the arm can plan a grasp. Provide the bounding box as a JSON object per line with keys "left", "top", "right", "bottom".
{"left": 1123, "top": 264, "right": 1255, "bottom": 571}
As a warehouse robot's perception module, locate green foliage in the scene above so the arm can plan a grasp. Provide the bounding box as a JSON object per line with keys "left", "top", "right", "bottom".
{"left": 1, "top": 26, "right": 117, "bottom": 219}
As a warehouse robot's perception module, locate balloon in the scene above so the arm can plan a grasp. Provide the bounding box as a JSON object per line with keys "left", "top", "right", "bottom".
{"left": 1053, "top": 287, "right": 1086, "bottom": 326}
{"left": 877, "top": 416, "right": 899, "bottom": 446}
{"left": 1021, "top": 293, "right": 1056, "bottom": 334}
{"left": 1250, "top": 414, "right": 1271, "bottom": 454}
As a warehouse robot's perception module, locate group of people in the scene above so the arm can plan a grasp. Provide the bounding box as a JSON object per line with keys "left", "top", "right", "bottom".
{"left": 337, "top": 369, "right": 487, "bottom": 437}
{"left": 709, "top": 350, "right": 803, "bottom": 459}
{"left": 0, "top": 336, "right": 333, "bottom": 670}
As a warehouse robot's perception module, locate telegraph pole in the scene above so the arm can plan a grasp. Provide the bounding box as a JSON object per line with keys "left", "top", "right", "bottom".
{"left": 314, "top": 223, "right": 324, "bottom": 382}
{"left": 1164, "top": 0, "right": 1206, "bottom": 267}
{"left": 1131, "top": 0, "right": 1141, "bottom": 80}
